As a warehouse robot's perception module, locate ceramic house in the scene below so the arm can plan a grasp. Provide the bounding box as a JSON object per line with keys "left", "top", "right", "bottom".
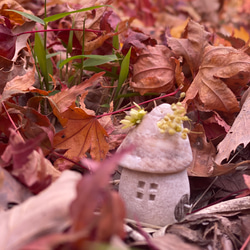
{"left": 118, "top": 104, "right": 193, "bottom": 226}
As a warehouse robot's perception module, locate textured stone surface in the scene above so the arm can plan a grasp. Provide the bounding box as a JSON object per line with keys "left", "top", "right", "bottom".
{"left": 118, "top": 103, "right": 193, "bottom": 226}
{"left": 119, "top": 168, "right": 190, "bottom": 226}
{"left": 118, "top": 103, "right": 193, "bottom": 174}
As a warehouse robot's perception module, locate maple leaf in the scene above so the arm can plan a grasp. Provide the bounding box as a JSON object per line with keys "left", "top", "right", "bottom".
{"left": 53, "top": 105, "right": 109, "bottom": 164}
{"left": 131, "top": 45, "right": 175, "bottom": 95}
{"left": 183, "top": 45, "right": 250, "bottom": 113}
{"left": 167, "top": 19, "right": 211, "bottom": 76}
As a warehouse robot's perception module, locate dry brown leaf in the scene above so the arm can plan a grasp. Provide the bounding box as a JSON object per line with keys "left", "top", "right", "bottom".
{"left": 53, "top": 105, "right": 109, "bottom": 163}
{"left": 131, "top": 45, "right": 175, "bottom": 95}
{"left": 72, "top": 0, "right": 122, "bottom": 54}
{"left": 0, "top": 167, "right": 33, "bottom": 211}
{"left": 192, "top": 0, "right": 220, "bottom": 24}
{"left": 0, "top": 0, "right": 34, "bottom": 26}
{"left": 188, "top": 124, "right": 216, "bottom": 177}
{"left": 167, "top": 19, "right": 211, "bottom": 76}
{"left": 0, "top": 170, "right": 81, "bottom": 250}
{"left": 183, "top": 45, "right": 250, "bottom": 113}
{"left": 215, "top": 88, "right": 250, "bottom": 163}
{"left": 49, "top": 72, "right": 104, "bottom": 115}
{"left": 1, "top": 67, "right": 35, "bottom": 101}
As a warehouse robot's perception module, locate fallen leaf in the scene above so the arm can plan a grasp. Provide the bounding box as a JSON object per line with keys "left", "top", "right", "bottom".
{"left": 1, "top": 67, "right": 35, "bottom": 100}
{"left": 0, "top": 0, "right": 34, "bottom": 26}
{"left": 202, "top": 111, "right": 230, "bottom": 140}
{"left": 0, "top": 54, "right": 27, "bottom": 94}
{"left": 215, "top": 88, "right": 250, "bottom": 163}
{"left": 0, "top": 170, "right": 81, "bottom": 250}
{"left": 49, "top": 72, "right": 104, "bottom": 115}
{"left": 243, "top": 174, "right": 250, "bottom": 190}
{"left": 183, "top": 45, "right": 250, "bottom": 113}
{"left": 167, "top": 19, "right": 211, "bottom": 76}
{"left": 191, "top": 0, "right": 220, "bottom": 24}
{"left": 165, "top": 212, "right": 247, "bottom": 249}
{"left": 188, "top": 124, "right": 216, "bottom": 177}
{"left": 0, "top": 23, "right": 16, "bottom": 60}
{"left": 121, "top": 29, "right": 157, "bottom": 64}
{"left": 1, "top": 129, "right": 60, "bottom": 193}
{"left": 69, "top": 149, "right": 130, "bottom": 247}
{"left": 53, "top": 105, "right": 109, "bottom": 163}
{"left": 131, "top": 45, "right": 175, "bottom": 95}
{"left": 0, "top": 167, "right": 33, "bottom": 211}
{"left": 212, "top": 160, "right": 250, "bottom": 177}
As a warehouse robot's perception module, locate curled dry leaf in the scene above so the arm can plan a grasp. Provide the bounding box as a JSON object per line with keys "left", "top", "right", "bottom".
{"left": 215, "top": 88, "right": 250, "bottom": 163}
{"left": 183, "top": 45, "right": 250, "bottom": 113}
{"left": 0, "top": 0, "right": 34, "bottom": 26}
{"left": 131, "top": 45, "right": 175, "bottom": 95}
{"left": 192, "top": 0, "right": 220, "bottom": 24}
{"left": 167, "top": 19, "right": 211, "bottom": 76}
{"left": 0, "top": 167, "right": 33, "bottom": 211}
{"left": 1, "top": 67, "right": 35, "bottom": 100}
{"left": 0, "top": 170, "right": 81, "bottom": 250}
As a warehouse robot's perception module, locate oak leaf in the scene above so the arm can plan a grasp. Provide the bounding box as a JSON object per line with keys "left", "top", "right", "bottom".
{"left": 131, "top": 45, "right": 175, "bottom": 95}
{"left": 183, "top": 45, "right": 250, "bottom": 113}
{"left": 53, "top": 105, "right": 109, "bottom": 163}
{"left": 215, "top": 88, "right": 250, "bottom": 164}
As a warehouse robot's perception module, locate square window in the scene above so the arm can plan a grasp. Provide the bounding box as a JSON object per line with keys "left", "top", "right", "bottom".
{"left": 137, "top": 181, "right": 145, "bottom": 188}
{"left": 136, "top": 192, "right": 143, "bottom": 199}
{"left": 150, "top": 183, "right": 158, "bottom": 190}
{"left": 149, "top": 194, "right": 156, "bottom": 201}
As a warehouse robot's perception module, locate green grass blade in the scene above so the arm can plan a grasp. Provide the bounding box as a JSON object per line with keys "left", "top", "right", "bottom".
{"left": 59, "top": 54, "right": 117, "bottom": 69}
{"left": 116, "top": 48, "right": 131, "bottom": 96}
{"left": 44, "top": 5, "right": 111, "bottom": 23}
{"left": 6, "top": 10, "right": 45, "bottom": 25}
{"left": 34, "top": 33, "right": 53, "bottom": 90}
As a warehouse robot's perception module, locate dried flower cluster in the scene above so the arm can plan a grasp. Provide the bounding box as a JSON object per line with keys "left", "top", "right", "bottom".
{"left": 157, "top": 102, "right": 190, "bottom": 139}
{"left": 120, "top": 103, "right": 147, "bottom": 129}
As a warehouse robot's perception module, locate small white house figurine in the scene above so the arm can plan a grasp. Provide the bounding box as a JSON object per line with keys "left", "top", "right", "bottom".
{"left": 118, "top": 103, "right": 193, "bottom": 226}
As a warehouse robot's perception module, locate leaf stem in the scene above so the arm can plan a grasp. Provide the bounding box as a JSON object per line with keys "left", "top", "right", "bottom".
{"left": 16, "top": 28, "right": 103, "bottom": 37}
{"left": 95, "top": 88, "right": 180, "bottom": 119}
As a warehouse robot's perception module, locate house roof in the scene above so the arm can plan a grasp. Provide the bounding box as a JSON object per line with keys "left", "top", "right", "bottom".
{"left": 118, "top": 104, "right": 193, "bottom": 174}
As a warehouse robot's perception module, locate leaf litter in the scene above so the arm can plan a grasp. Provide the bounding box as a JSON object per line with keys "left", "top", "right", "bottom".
{"left": 0, "top": 0, "right": 250, "bottom": 249}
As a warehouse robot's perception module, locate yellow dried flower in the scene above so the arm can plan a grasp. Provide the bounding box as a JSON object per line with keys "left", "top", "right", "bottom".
{"left": 157, "top": 102, "right": 190, "bottom": 139}
{"left": 120, "top": 103, "right": 147, "bottom": 129}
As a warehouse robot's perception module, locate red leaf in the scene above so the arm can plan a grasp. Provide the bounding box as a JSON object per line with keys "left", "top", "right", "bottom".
{"left": 0, "top": 24, "right": 16, "bottom": 60}
{"left": 69, "top": 148, "right": 131, "bottom": 245}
